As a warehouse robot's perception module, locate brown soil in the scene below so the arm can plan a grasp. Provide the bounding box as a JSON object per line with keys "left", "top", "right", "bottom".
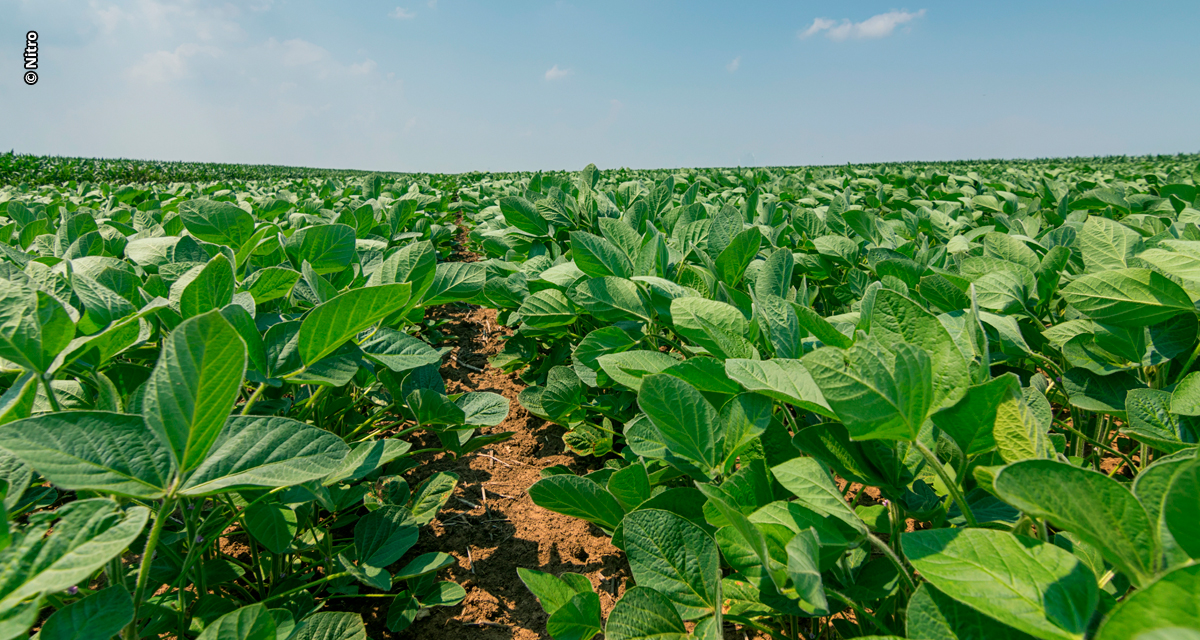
{"left": 353, "top": 304, "right": 629, "bottom": 639}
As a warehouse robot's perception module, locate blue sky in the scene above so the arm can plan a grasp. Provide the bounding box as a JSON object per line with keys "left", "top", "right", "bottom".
{"left": 2, "top": 0, "right": 1198, "bottom": 173}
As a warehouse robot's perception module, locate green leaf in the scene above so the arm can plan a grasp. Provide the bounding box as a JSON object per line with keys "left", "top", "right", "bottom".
{"left": 1170, "top": 371, "right": 1200, "bottom": 416}
{"left": 73, "top": 272, "right": 135, "bottom": 335}
{"left": 0, "top": 594, "right": 40, "bottom": 638}
{"left": 755, "top": 248, "right": 794, "bottom": 299}
{"left": 409, "top": 471, "right": 458, "bottom": 525}
{"left": 604, "top": 587, "right": 689, "bottom": 640}
{"left": 1061, "top": 368, "right": 1141, "bottom": 416}
{"left": 902, "top": 528, "right": 1097, "bottom": 640}
{"left": 519, "top": 290, "right": 577, "bottom": 328}
{"left": 298, "top": 284, "right": 411, "bottom": 366}
{"left": 596, "top": 350, "right": 680, "bottom": 391}
{"left": 290, "top": 612, "right": 366, "bottom": 640}
{"left": 1133, "top": 453, "right": 1196, "bottom": 570}
{"left": 1125, "top": 388, "right": 1198, "bottom": 452}
{"left": 518, "top": 567, "right": 582, "bottom": 615}
{"left": 757, "top": 293, "right": 802, "bottom": 358}
{"left": 300, "top": 260, "right": 338, "bottom": 303}
{"left": 1163, "top": 458, "right": 1200, "bottom": 560}
{"left": 422, "top": 262, "right": 484, "bottom": 306}
{"left": 547, "top": 592, "right": 602, "bottom": 640}
{"left": 919, "top": 274, "right": 972, "bottom": 313}
{"left": 395, "top": 552, "right": 456, "bottom": 581}
{"left": 671, "top": 297, "right": 757, "bottom": 360}
{"left": 0, "top": 281, "right": 73, "bottom": 373}
{"left": 528, "top": 475, "right": 625, "bottom": 532}
{"left": 1078, "top": 216, "right": 1140, "bottom": 273}
{"left": 994, "top": 459, "right": 1159, "bottom": 588}
{"left": 375, "top": 241, "right": 437, "bottom": 301}
{"left": 623, "top": 509, "right": 719, "bottom": 620}
{"left": 1061, "top": 269, "right": 1193, "bottom": 328}
{"left": 219, "top": 304, "right": 267, "bottom": 378}
{"left": 724, "top": 358, "right": 834, "bottom": 417}
{"left": 791, "top": 422, "right": 891, "bottom": 489}
{"left": 359, "top": 328, "right": 442, "bottom": 372}
{"left": 142, "top": 310, "right": 246, "bottom": 472}
{"left": 456, "top": 392, "right": 509, "bottom": 426}
{"left": 906, "top": 582, "right": 1039, "bottom": 640}
{"left": 720, "top": 394, "right": 774, "bottom": 467}
{"left": 0, "top": 371, "right": 38, "bottom": 427}
{"left": 567, "top": 277, "right": 651, "bottom": 322}
{"left": 0, "top": 499, "right": 150, "bottom": 608}
{"left": 1095, "top": 564, "right": 1200, "bottom": 640}
{"left": 242, "top": 266, "right": 300, "bottom": 304}
{"left": 869, "top": 289, "right": 970, "bottom": 409}
{"left": 343, "top": 552, "right": 392, "bottom": 590}
{"left": 931, "top": 373, "right": 1022, "bottom": 456}
{"left": 716, "top": 228, "right": 761, "bottom": 287}
{"left": 196, "top": 604, "right": 276, "bottom": 640}
{"left": 178, "top": 416, "right": 349, "bottom": 496}
{"left": 638, "top": 374, "right": 719, "bottom": 475}
{"left": 0, "top": 412, "right": 171, "bottom": 499}
{"left": 697, "top": 482, "right": 789, "bottom": 598}
{"left": 770, "top": 457, "right": 868, "bottom": 538}
{"left": 993, "top": 384, "right": 1055, "bottom": 464}
{"left": 354, "top": 506, "right": 419, "bottom": 567}
{"left": 179, "top": 199, "right": 257, "bottom": 249}
{"left": 244, "top": 502, "right": 298, "bottom": 555}
{"left": 785, "top": 528, "right": 829, "bottom": 615}
{"left": 1137, "top": 247, "right": 1200, "bottom": 283}
{"left": 572, "top": 231, "right": 633, "bottom": 279}
{"left": 417, "top": 581, "right": 466, "bottom": 607}
{"left": 408, "top": 389, "right": 465, "bottom": 425}
{"left": 794, "top": 303, "right": 853, "bottom": 349}
{"left": 385, "top": 592, "right": 419, "bottom": 633}
{"left": 803, "top": 340, "right": 934, "bottom": 441}
{"left": 984, "top": 233, "right": 1041, "bottom": 272}
{"left": 38, "top": 585, "right": 134, "bottom": 640}
{"left": 499, "top": 196, "right": 549, "bottom": 236}
{"left": 285, "top": 224, "right": 357, "bottom": 275}
{"left": 177, "top": 254, "right": 235, "bottom": 319}
{"left": 607, "top": 463, "right": 651, "bottom": 512}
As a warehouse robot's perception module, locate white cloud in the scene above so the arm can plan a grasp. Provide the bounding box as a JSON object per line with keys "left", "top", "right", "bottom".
{"left": 389, "top": 7, "right": 416, "bottom": 19}
{"left": 427, "top": 0, "right": 437, "bottom": 7}
{"left": 726, "top": 56, "right": 740, "bottom": 72}
{"left": 89, "top": 1, "right": 124, "bottom": 34}
{"left": 126, "top": 43, "right": 219, "bottom": 83}
{"left": 270, "top": 38, "right": 330, "bottom": 67}
{"left": 799, "top": 18, "right": 836, "bottom": 39}
{"left": 545, "top": 64, "right": 572, "bottom": 81}
{"left": 349, "top": 59, "right": 377, "bottom": 75}
{"left": 799, "top": 10, "right": 925, "bottom": 41}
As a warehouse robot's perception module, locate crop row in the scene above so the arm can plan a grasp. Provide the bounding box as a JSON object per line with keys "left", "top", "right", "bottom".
{"left": 0, "top": 172, "right": 503, "bottom": 639}
{"left": 466, "top": 157, "right": 1200, "bottom": 640}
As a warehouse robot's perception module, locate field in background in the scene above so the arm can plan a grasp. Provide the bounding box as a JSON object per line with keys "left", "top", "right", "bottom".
{"left": 1, "top": 152, "right": 1198, "bottom": 640}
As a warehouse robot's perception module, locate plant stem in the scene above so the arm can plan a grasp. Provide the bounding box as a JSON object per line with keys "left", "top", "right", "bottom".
{"left": 1054, "top": 419, "right": 1137, "bottom": 475}
{"left": 40, "top": 375, "right": 62, "bottom": 412}
{"left": 126, "top": 495, "right": 177, "bottom": 640}
{"left": 914, "top": 440, "right": 977, "bottom": 527}
{"left": 1173, "top": 339, "right": 1200, "bottom": 385}
{"left": 867, "top": 532, "right": 916, "bottom": 592}
{"left": 261, "top": 572, "right": 350, "bottom": 605}
{"left": 168, "top": 487, "right": 287, "bottom": 593}
{"left": 241, "top": 383, "right": 267, "bottom": 416}
{"left": 824, "top": 588, "right": 891, "bottom": 635}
